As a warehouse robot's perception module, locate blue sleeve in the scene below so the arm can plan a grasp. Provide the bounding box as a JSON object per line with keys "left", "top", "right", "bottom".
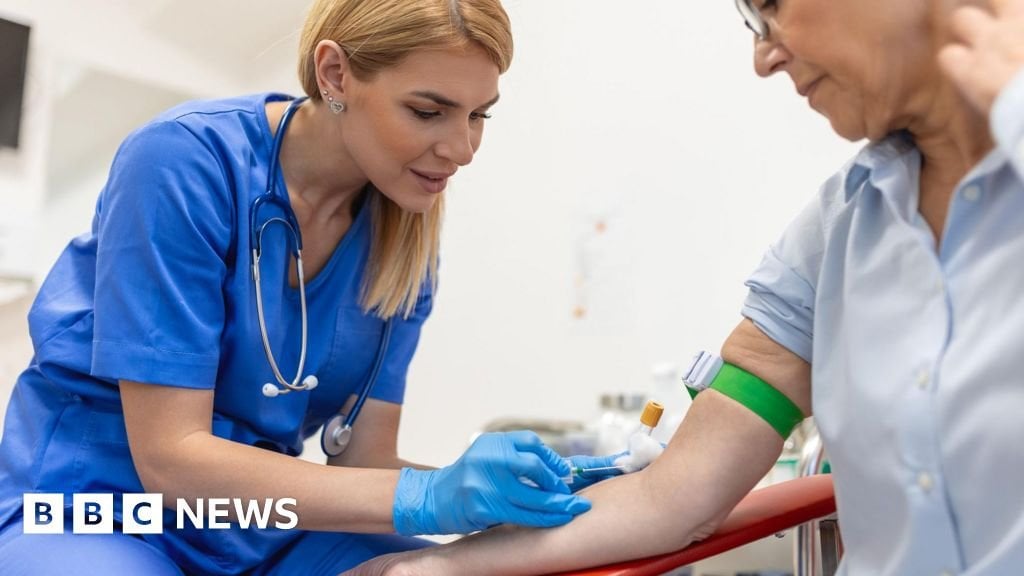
{"left": 741, "top": 199, "right": 823, "bottom": 364}
{"left": 991, "top": 67, "right": 1024, "bottom": 181}
{"left": 90, "top": 120, "right": 233, "bottom": 388}
{"left": 367, "top": 278, "right": 435, "bottom": 404}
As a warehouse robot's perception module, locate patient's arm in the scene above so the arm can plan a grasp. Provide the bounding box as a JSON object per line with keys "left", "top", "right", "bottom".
{"left": 344, "top": 319, "right": 811, "bottom": 576}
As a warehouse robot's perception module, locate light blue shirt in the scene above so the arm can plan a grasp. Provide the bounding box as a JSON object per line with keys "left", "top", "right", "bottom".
{"left": 742, "top": 70, "right": 1024, "bottom": 576}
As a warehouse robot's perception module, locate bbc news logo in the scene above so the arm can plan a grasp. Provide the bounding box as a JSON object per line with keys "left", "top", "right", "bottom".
{"left": 23, "top": 493, "right": 298, "bottom": 534}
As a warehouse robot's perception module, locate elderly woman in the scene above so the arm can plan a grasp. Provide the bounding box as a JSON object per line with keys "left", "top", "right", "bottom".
{"left": 343, "top": 1, "right": 1024, "bottom": 574}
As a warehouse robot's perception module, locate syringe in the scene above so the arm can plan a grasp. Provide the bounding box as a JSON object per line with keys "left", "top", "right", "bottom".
{"left": 563, "top": 400, "right": 664, "bottom": 484}
{"left": 569, "top": 464, "right": 627, "bottom": 476}
{"left": 562, "top": 462, "right": 629, "bottom": 484}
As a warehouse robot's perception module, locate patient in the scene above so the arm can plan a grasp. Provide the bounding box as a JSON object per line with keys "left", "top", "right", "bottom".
{"left": 346, "top": 0, "right": 1024, "bottom": 574}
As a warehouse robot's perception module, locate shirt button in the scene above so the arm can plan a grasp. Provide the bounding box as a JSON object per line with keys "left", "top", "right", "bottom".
{"left": 962, "top": 185, "right": 981, "bottom": 201}
{"left": 918, "top": 471, "right": 934, "bottom": 492}
{"left": 916, "top": 368, "right": 930, "bottom": 390}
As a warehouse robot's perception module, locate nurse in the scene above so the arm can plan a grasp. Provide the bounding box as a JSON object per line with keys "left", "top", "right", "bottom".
{"left": 0, "top": 0, "right": 591, "bottom": 574}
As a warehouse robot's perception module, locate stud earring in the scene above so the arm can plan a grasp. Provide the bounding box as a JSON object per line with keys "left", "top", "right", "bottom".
{"left": 324, "top": 92, "right": 345, "bottom": 115}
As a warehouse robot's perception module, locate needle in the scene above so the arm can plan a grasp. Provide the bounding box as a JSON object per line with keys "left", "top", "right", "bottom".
{"left": 571, "top": 465, "right": 627, "bottom": 476}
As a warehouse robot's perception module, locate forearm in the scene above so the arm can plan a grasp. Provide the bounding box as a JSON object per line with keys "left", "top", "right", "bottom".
{"left": 137, "top": 432, "right": 400, "bottom": 533}
{"left": 354, "top": 320, "right": 810, "bottom": 575}
{"left": 328, "top": 453, "right": 433, "bottom": 471}
{"left": 323, "top": 398, "right": 433, "bottom": 471}
{"left": 383, "top": 457, "right": 433, "bottom": 470}
{"left": 379, "top": 391, "right": 784, "bottom": 575}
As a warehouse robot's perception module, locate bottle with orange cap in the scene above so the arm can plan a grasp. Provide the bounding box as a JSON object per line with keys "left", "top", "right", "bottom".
{"left": 565, "top": 400, "right": 664, "bottom": 481}
{"left": 638, "top": 400, "right": 664, "bottom": 436}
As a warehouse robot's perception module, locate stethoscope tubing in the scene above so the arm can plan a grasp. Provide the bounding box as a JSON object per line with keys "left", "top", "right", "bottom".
{"left": 252, "top": 237, "right": 310, "bottom": 392}
{"left": 348, "top": 319, "right": 393, "bottom": 428}
{"left": 251, "top": 97, "right": 314, "bottom": 395}
{"left": 251, "top": 96, "right": 392, "bottom": 456}
{"left": 321, "top": 320, "right": 393, "bottom": 457}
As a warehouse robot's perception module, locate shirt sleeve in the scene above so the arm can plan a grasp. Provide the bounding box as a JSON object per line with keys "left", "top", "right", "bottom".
{"left": 91, "top": 120, "right": 234, "bottom": 389}
{"left": 740, "top": 198, "right": 824, "bottom": 364}
{"left": 991, "top": 66, "right": 1024, "bottom": 181}
{"left": 367, "top": 277, "right": 435, "bottom": 405}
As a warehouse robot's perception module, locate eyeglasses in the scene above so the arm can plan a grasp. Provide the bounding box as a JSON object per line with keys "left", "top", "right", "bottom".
{"left": 734, "top": 0, "right": 769, "bottom": 40}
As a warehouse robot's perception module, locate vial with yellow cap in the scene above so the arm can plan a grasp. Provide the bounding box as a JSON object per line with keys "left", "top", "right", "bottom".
{"left": 638, "top": 400, "right": 664, "bottom": 436}
{"left": 563, "top": 400, "right": 665, "bottom": 482}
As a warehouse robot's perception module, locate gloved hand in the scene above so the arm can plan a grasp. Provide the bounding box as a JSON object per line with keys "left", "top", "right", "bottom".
{"left": 392, "top": 431, "right": 592, "bottom": 536}
{"left": 565, "top": 452, "right": 628, "bottom": 492}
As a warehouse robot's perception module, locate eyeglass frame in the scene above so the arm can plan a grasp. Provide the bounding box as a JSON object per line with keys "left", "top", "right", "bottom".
{"left": 734, "top": 0, "right": 769, "bottom": 41}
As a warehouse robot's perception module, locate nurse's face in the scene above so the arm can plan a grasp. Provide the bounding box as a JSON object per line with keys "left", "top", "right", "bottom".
{"left": 746, "top": 0, "right": 939, "bottom": 141}
{"left": 340, "top": 44, "right": 500, "bottom": 213}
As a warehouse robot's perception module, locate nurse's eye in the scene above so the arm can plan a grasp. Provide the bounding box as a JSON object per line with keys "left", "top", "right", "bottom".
{"left": 469, "top": 111, "right": 492, "bottom": 122}
{"left": 411, "top": 108, "right": 442, "bottom": 120}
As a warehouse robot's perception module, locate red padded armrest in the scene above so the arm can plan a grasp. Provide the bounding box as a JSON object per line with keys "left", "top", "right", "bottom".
{"left": 551, "top": 474, "right": 835, "bottom": 576}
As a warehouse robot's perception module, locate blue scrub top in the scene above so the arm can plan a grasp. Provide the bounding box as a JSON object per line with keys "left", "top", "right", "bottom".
{"left": 0, "top": 93, "right": 433, "bottom": 574}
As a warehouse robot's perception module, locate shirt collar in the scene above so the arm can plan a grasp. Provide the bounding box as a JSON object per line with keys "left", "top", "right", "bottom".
{"left": 844, "top": 132, "right": 921, "bottom": 219}
{"left": 965, "top": 143, "right": 1012, "bottom": 188}
{"left": 846, "top": 131, "right": 1018, "bottom": 205}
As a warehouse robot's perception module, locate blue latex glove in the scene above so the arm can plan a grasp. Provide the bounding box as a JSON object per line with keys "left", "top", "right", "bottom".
{"left": 392, "top": 431, "right": 592, "bottom": 536}
{"left": 565, "top": 452, "right": 628, "bottom": 492}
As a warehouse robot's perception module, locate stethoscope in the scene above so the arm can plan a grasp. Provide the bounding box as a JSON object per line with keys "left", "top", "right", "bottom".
{"left": 250, "top": 96, "right": 393, "bottom": 457}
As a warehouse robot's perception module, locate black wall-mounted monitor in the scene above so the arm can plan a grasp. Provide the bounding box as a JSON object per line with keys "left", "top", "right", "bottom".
{"left": 0, "top": 17, "right": 30, "bottom": 150}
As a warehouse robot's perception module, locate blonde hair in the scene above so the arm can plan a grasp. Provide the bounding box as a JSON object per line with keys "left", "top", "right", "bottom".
{"left": 297, "top": 0, "right": 513, "bottom": 319}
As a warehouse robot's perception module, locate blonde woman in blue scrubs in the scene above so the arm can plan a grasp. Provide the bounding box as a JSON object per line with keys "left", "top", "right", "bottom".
{"left": 0, "top": 1, "right": 599, "bottom": 574}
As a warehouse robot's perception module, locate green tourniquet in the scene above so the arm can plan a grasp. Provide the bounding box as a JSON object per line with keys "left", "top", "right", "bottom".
{"left": 691, "top": 363, "right": 805, "bottom": 439}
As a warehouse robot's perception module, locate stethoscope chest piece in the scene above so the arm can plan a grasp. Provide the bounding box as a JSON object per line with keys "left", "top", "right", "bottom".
{"left": 321, "top": 414, "right": 352, "bottom": 457}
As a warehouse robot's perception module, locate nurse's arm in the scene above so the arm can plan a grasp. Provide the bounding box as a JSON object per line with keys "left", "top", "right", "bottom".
{"left": 346, "top": 318, "right": 812, "bottom": 576}
{"left": 325, "top": 397, "right": 433, "bottom": 471}
{"left": 121, "top": 380, "right": 402, "bottom": 532}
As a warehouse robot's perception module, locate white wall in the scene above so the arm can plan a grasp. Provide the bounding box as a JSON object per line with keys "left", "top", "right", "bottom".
{"left": 0, "top": 1, "right": 859, "bottom": 467}
{"left": 396, "top": 0, "right": 858, "bottom": 465}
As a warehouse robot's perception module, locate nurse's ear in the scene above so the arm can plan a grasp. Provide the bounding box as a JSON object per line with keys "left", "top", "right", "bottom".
{"left": 313, "top": 40, "right": 355, "bottom": 106}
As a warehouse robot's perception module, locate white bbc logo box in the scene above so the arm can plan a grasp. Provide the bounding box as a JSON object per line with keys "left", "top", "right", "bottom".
{"left": 22, "top": 493, "right": 164, "bottom": 534}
